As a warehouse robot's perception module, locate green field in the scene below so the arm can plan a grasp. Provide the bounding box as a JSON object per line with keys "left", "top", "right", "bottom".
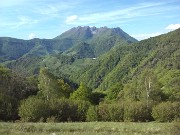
{"left": 0, "top": 122, "right": 179, "bottom": 135}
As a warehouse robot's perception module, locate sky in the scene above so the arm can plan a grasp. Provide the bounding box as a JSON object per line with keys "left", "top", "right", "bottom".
{"left": 0, "top": 0, "right": 180, "bottom": 40}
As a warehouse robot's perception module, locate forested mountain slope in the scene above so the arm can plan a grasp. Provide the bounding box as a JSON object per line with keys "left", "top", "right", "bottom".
{"left": 0, "top": 26, "right": 136, "bottom": 75}
{"left": 70, "top": 28, "right": 180, "bottom": 91}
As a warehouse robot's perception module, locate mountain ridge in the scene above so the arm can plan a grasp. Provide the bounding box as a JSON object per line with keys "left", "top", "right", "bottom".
{"left": 0, "top": 26, "right": 137, "bottom": 63}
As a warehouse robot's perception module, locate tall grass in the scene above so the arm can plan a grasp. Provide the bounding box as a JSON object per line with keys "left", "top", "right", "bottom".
{"left": 0, "top": 122, "right": 179, "bottom": 135}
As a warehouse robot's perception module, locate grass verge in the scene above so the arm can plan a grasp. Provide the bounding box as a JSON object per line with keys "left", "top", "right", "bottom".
{"left": 0, "top": 122, "right": 179, "bottom": 135}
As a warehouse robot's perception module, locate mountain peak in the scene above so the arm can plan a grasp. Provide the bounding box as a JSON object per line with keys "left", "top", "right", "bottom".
{"left": 55, "top": 26, "right": 92, "bottom": 40}
{"left": 54, "top": 26, "right": 137, "bottom": 44}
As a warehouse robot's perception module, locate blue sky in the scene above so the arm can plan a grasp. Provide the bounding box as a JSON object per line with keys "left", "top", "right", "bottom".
{"left": 0, "top": 0, "right": 180, "bottom": 40}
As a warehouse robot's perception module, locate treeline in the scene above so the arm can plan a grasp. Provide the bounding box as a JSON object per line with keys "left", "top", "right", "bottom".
{"left": 0, "top": 66, "right": 179, "bottom": 122}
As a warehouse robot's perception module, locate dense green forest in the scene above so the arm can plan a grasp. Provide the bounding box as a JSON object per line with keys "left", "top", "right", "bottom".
{"left": 0, "top": 27, "right": 179, "bottom": 122}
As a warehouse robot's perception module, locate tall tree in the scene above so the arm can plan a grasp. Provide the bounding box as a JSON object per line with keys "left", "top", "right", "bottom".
{"left": 105, "top": 82, "right": 123, "bottom": 101}
{"left": 139, "top": 69, "right": 163, "bottom": 107}
{"left": 70, "top": 82, "right": 91, "bottom": 101}
{"left": 38, "top": 68, "right": 72, "bottom": 100}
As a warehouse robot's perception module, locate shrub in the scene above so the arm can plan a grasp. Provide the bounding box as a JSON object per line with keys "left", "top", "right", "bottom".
{"left": 0, "top": 94, "right": 18, "bottom": 121}
{"left": 18, "top": 96, "right": 50, "bottom": 122}
{"left": 46, "top": 116, "right": 58, "bottom": 123}
{"left": 75, "top": 100, "right": 91, "bottom": 121}
{"left": 49, "top": 98, "right": 78, "bottom": 122}
{"left": 86, "top": 106, "right": 98, "bottom": 122}
{"left": 152, "top": 101, "right": 180, "bottom": 122}
{"left": 97, "top": 102, "right": 124, "bottom": 121}
{"left": 98, "top": 103, "right": 111, "bottom": 121}
{"left": 123, "top": 101, "right": 152, "bottom": 122}
{"left": 108, "top": 103, "right": 124, "bottom": 122}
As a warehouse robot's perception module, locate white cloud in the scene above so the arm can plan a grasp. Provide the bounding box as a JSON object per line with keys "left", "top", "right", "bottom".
{"left": 0, "top": 16, "right": 38, "bottom": 29}
{"left": 65, "top": 15, "right": 78, "bottom": 23}
{"left": 14, "top": 16, "right": 38, "bottom": 28}
{"left": 35, "top": 1, "right": 82, "bottom": 18}
{"left": 131, "top": 32, "right": 162, "bottom": 40}
{"left": 64, "top": 2, "right": 169, "bottom": 26}
{"left": 165, "top": 24, "right": 180, "bottom": 30}
{"left": 0, "top": 16, "right": 39, "bottom": 29}
{"left": 28, "top": 33, "right": 36, "bottom": 39}
{"left": 36, "top": 5, "right": 60, "bottom": 17}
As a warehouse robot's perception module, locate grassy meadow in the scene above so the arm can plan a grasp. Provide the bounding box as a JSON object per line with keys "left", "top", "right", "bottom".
{"left": 0, "top": 122, "right": 179, "bottom": 135}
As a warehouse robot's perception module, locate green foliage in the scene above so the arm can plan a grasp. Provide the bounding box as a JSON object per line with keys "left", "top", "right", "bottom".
{"left": 73, "top": 28, "right": 180, "bottom": 91}
{"left": 152, "top": 102, "right": 180, "bottom": 122}
{"left": 19, "top": 97, "right": 90, "bottom": 122}
{"left": 97, "top": 103, "right": 110, "bottom": 121}
{"left": 105, "top": 82, "right": 123, "bottom": 101}
{"left": 65, "top": 42, "right": 95, "bottom": 58}
{"left": 6, "top": 56, "right": 43, "bottom": 76}
{"left": 0, "top": 93, "right": 18, "bottom": 121}
{"left": 121, "top": 70, "right": 165, "bottom": 104}
{"left": 38, "top": 68, "right": 72, "bottom": 100}
{"left": 139, "top": 69, "right": 163, "bottom": 101}
{"left": 1, "top": 26, "right": 136, "bottom": 77}
{"left": 70, "top": 82, "right": 91, "bottom": 101}
{"left": 19, "top": 96, "right": 49, "bottom": 122}
{"left": 98, "top": 103, "right": 124, "bottom": 122}
{"left": 0, "top": 37, "right": 35, "bottom": 62}
{"left": 0, "top": 66, "right": 38, "bottom": 100}
{"left": 0, "top": 66, "right": 39, "bottom": 121}
{"left": 75, "top": 100, "right": 91, "bottom": 121}
{"left": 48, "top": 98, "right": 78, "bottom": 122}
{"left": 123, "top": 101, "right": 153, "bottom": 122}
{"left": 90, "top": 92, "right": 106, "bottom": 105}
{"left": 57, "top": 79, "right": 73, "bottom": 97}
{"left": 122, "top": 81, "right": 139, "bottom": 101}
{"left": 160, "top": 71, "right": 180, "bottom": 101}
{"left": 107, "top": 103, "right": 124, "bottom": 122}
{"left": 1, "top": 28, "right": 180, "bottom": 123}
{"left": 86, "top": 106, "right": 98, "bottom": 121}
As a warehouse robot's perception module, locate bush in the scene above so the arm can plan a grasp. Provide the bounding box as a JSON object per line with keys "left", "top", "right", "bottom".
{"left": 108, "top": 103, "right": 124, "bottom": 122}
{"left": 18, "top": 96, "right": 49, "bottom": 122}
{"left": 75, "top": 100, "right": 91, "bottom": 121}
{"left": 98, "top": 103, "right": 111, "bottom": 121}
{"left": 152, "top": 102, "right": 180, "bottom": 122}
{"left": 0, "top": 94, "right": 18, "bottom": 121}
{"left": 97, "top": 102, "right": 124, "bottom": 121}
{"left": 123, "top": 101, "right": 152, "bottom": 122}
{"left": 49, "top": 98, "right": 78, "bottom": 122}
{"left": 86, "top": 106, "right": 98, "bottom": 121}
